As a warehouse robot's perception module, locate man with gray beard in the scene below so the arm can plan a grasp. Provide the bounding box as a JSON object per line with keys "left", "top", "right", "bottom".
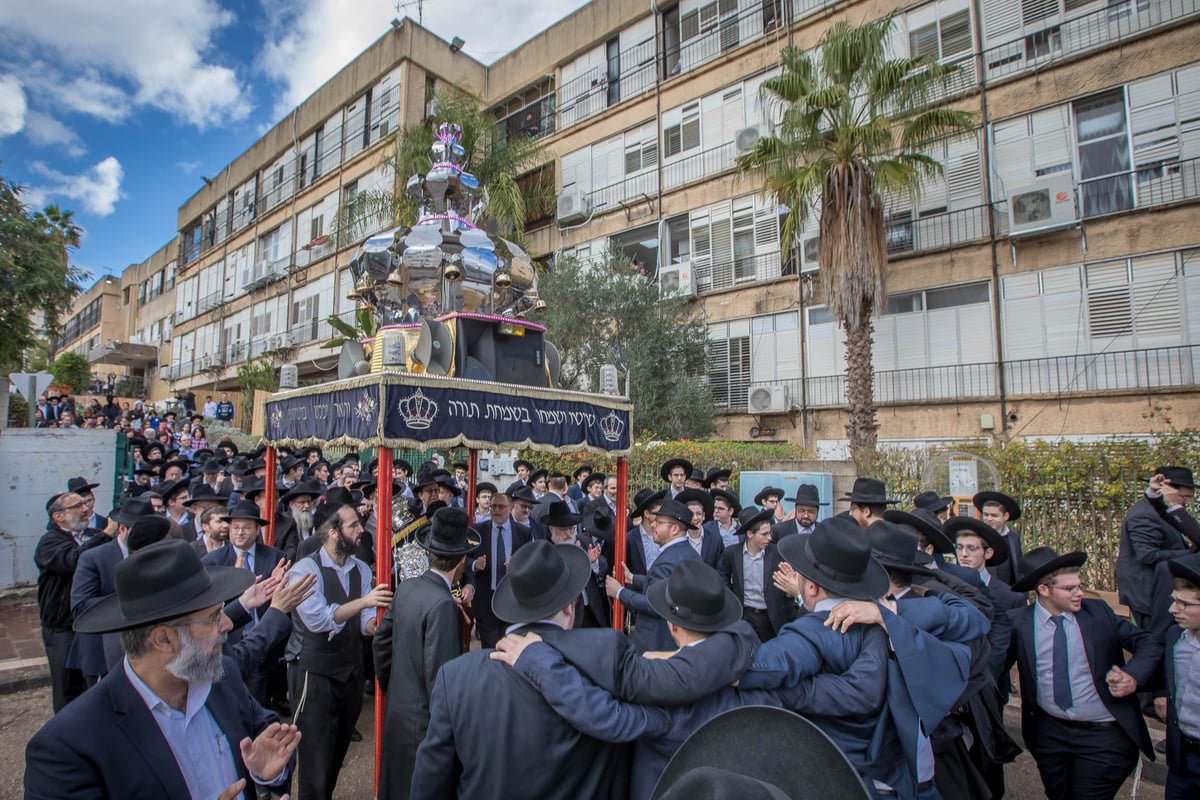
{"left": 276, "top": 480, "right": 321, "bottom": 562}
{"left": 25, "top": 540, "right": 299, "bottom": 799}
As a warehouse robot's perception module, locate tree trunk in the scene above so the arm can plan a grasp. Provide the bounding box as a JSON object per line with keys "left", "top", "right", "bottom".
{"left": 843, "top": 297, "right": 878, "bottom": 466}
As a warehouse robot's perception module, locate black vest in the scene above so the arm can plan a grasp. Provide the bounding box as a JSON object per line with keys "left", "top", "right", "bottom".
{"left": 297, "top": 554, "right": 364, "bottom": 681}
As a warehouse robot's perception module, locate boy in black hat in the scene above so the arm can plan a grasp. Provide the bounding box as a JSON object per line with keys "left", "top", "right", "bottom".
{"left": 717, "top": 508, "right": 790, "bottom": 641}
{"left": 375, "top": 507, "right": 479, "bottom": 800}
{"left": 566, "top": 465, "right": 592, "bottom": 504}
{"left": 973, "top": 490, "right": 1024, "bottom": 586}
{"left": 845, "top": 477, "right": 899, "bottom": 531}
{"left": 506, "top": 459, "right": 534, "bottom": 495}
{"left": 1159, "top": 559, "right": 1200, "bottom": 799}
{"left": 660, "top": 458, "right": 693, "bottom": 500}
{"left": 703, "top": 489, "right": 740, "bottom": 548}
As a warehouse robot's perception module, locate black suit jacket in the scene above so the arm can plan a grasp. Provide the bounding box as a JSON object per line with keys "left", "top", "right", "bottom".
{"left": 412, "top": 624, "right": 626, "bottom": 800}
{"left": 34, "top": 525, "right": 110, "bottom": 630}
{"left": 24, "top": 656, "right": 290, "bottom": 799}
{"left": 68, "top": 539, "right": 125, "bottom": 676}
{"left": 717, "top": 542, "right": 791, "bottom": 636}
{"left": 1161, "top": 624, "right": 1194, "bottom": 771}
{"left": 202, "top": 541, "right": 285, "bottom": 580}
{"left": 625, "top": 525, "right": 650, "bottom": 579}
{"left": 770, "top": 518, "right": 810, "bottom": 543}
{"left": 1008, "top": 598, "right": 1158, "bottom": 759}
{"left": 466, "top": 518, "right": 532, "bottom": 625}
{"left": 374, "top": 570, "right": 463, "bottom": 800}
{"left": 1117, "top": 496, "right": 1191, "bottom": 616}
{"left": 620, "top": 538, "right": 702, "bottom": 652}
{"left": 986, "top": 527, "right": 1024, "bottom": 586}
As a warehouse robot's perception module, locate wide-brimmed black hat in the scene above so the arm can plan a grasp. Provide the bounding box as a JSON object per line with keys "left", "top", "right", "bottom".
{"left": 127, "top": 516, "right": 173, "bottom": 552}
{"left": 793, "top": 484, "right": 827, "bottom": 508}
{"left": 452, "top": 461, "right": 469, "bottom": 472}
{"left": 433, "top": 473, "right": 462, "bottom": 497}
{"left": 582, "top": 472, "right": 606, "bottom": 492}
{"left": 542, "top": 500, "right": 582, "bottom": 529}
{"left": 687, "top": 469, "right": 706, "bottom": 484}
{"left": 778, "top": 517, "right": 889, "bottom": 601}
{"left": 509, "top": 485, "right": 538, "bottom": 505}
{"left": 703, "top": 468, "right": 732, "bottom": 488}
{"left": 1168, "top": 558, "right": 1200, "bottom": 587}
{"left": 324, "top": 486, "right": 362, "bottom": 507}
{"left": 709, "top": 488, "right": 741, "bottom": 513}
{"left": 632, "top": 489, "right": 666, "bottom": 520}
{"left": 66, "top": 476, "right": 100, "bottom": 494}
{"left": 227, "top": 458, "right": 252, "bottom": 478}
{"left": 313, "top": 499, "right": 348, "bottom": 531}
{"left": 279, "top": 454, "right": 306, "bottom": 473}
{"left": 655, "top": 499, "right": 699, "bottom": 531}
{"left": 157, "top": 478, "right": 190, "bottom": 503}
{"left": 972, "top": 491, "right": 1021, "bottom": 521}
{"left": 184, "top": 483, "right": 227, "bottom": 508}
{"left": 913, "top": 491, "right": 953, "bottom": 515}
{"left": 582, "top": 505, "right": 615, "bottom": 541}
{"left": 221, "top": 500, "right": 268, "bottom": 526}
{"left": 754, "top": 486, "right": 785, "bottom": 506}
{"left": 675, "top": 488, "right": 714, "bottom": 521}
{"left": 1011, "top": 547, "right": 1087, "bottom": 592}
{"left": 528, "top": 468, "right": 549, "bottom": 485}
{"left": 660, "top": 458, "right": 694, "bottom": 482}
{"left": 842, "top": 478, "right": 899, "bottom": 505}
{"left": 474, "top": 481, "right": 498, "bottom": 497}
{"left": 415, "top": 506, "right": 480, "bottom": 557}
{"left": 161, "top": 458, "right": 193, "bottom": 476}
{"left": 1158, "top": 465, "right": 1196, "bottom": 490}
{"left": 239, "top": 475, "right": 266, "bottom": 500}
{"left": 200, "top": 458, "right": 224, "bottom": 475}
{"left": 513, "top": 459, "right": 534, "bottom": 472}
{"left": 491, "top": 541, "right": 592, "bottom": 625}
{"left": 280, "top": 479, "right": 322, "bottom": 504}
{"left": 572, "top": 465, "right": 594, "bottom": 480}
{"left": 883, "top": 508, "right": 954, "bottom": 554}
{"left": 648, "top": 560, "right": 742, "bottom": 633}
{"left": 394, "top": 457, "right": 414, "bottom": 476}
{"left": 943, "top": 516, "right": 1009, "bottom": 566}
{"left": 219, "top": 440, "right": 240, "bottom": 456}
{"left": 75, "top": 539, "right": 255, "bottom": 634}
{"left": 734, "top": 507, "right": 775, "bottom": 539}
{"left": 652, "top": 706, "right": 872, "bottom": 800}
{"left": 110, "top": 496, "right": 157, "bottom": 528}
{"left": 133, "top": 464, "right": 159, "bottom": 476}
{"left": 867, "top": 521, "right": 935, "bottom": 577}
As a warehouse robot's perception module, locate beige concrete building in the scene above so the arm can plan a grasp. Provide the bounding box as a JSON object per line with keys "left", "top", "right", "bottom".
{"left": 109, "top": 0, "right": 1200, "bottom": 450}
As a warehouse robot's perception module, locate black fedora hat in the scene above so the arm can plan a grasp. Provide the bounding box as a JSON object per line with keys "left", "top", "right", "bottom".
{"left": 1011, "top": 547, "right": 1087, "bottom": 592}
{"left": 474, "top": 481, "right": 498, "bottom": 497}
{"left": 883, "top": 508, "right": 954, "bottom": 554}
{"left": 66, "top": 476, "right": 100, "bottom": 494}
{"left": 702, "top": 467, "right": 732, "bottom": 488}
{"left": 655, "top": 499, "right": 699, "bottom": 531}
{"left": 279, "top": 454, "right": 306, "bottom": 473}
{"left": 452, "top": 461, "right": 469, "bottom": 472}
{"left": 416, "top": 507, "right": 481, "bottom": 557}
{"left": 280, "top": 479, "right": 322, "bottom": 505}
{"left": 582, "top": 505, "right": 615, "bottom": 541}
{"left": 660, "top": 458, "right": 694, "bottom": 482}
{"left": 542, "top": 500, "right": 582, "bottom": 529}
{"left": 126, "top": 516, "right": 173, "bottom": 552}
{"left": 1158, "top": 465, "right": 1196, "bottom": 490}
{"left": 734, "top": 507, "right": 774, "bottom": 539}
{"left": 227, "top": 457, "right": 252, "bottom": 478}
{"left": 528, "top": 468, "right": 549, "bottom": 485}
{"left": 778, "top": 517, "right": 889, "bottom": 601}
{"left": 110, "top": 496, "right": 157, "bottom": 528}
{"left": 1168, "top": 558, "right": 1200, "bottom": 586}
{"left": 648, "top": 560, "right": 742, "bottom": 633}
{"left": 157, "top": 478, "right": 190, "bottom": 503}
{"left": 632, "top": 489, "right": 667, "bottom": 520}
{"left": 491, "top": 541, "right": 592, "bottom": 625}
{"left": 675, "top": 488, "right": 714, "bottom": 521}
{"left": 581, "top": 472, "right": 606, "bottom": 492}
{"left": 709, "top": 488, "right": 741, "bottom": 513}
{"left": 972, "top": 491, "right": 1021, "bottom": 521}
{"left": 867, "top": 521, "right": 935, "bottom": 577}
{"left": 754, "top": 486, "right": 785, "bottom": 506}
{"left": 943, "top": 516, "right": 1009, "bottom": 566}
{"left": 793, "top": 484, "right": 827, "bottom": 508}
{"left": 913, "top": 490, "right": 953, "bottom": 515}
{"left": 183, "top": 483, "right": 226, "bottom": 508}
{"left": 133, "top": 464, "right": 159, "bottom": 477}
{"left": 433, "top": 473, "right": 462, "bottom": 497}
{"left": 324, "top": 486, "right": 362, "bottom": 508}
{"left": 512, "top": 459, "right": 534, "bottom": 472}
{"left": 200, "top": 458, "right": 224, "bottom": 475}
{"left": 221, "top": 500, "right": 269, "bottom": 526}
{"left": 651, "top": 706, "right": 872, "bottom": 800}
{"left": 572, "top": 465, "right": 594, "bottom": 480}
{"left": 75, "top": 540, "right": 255, "bottom": 634}
{"left": 508, "top": 485, "right": 538, "bottom": 504}
{"left": 239, "top": 475, "right": 266, "bottom": 500}
{"left": 842, "top": 478, "right": 899, "bottom": 505}
{"left": 393, "top": 457, "right": 414, "bottom": 476}
{"left": 687, "top": 469, "right": 706, "bottom": 484}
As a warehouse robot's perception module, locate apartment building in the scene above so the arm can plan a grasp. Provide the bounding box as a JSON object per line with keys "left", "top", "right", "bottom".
{"left": 100, "top": 0, "right": 1198, "bottom": 450}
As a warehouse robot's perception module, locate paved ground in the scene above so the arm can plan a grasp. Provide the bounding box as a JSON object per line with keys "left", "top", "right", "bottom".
{"left": 0, "top": 600, "right": 1168, "bottom": 799}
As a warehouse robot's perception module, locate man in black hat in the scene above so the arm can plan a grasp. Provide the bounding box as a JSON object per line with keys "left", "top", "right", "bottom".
{"left": 702, "top": 488, "right": 740, "bottom": 549}
{"left": 685, "top": 469, "right": 705, "bottom": 489}
{"left": 754, "top": 486, "right": 786, "bottom": 523}
{"left": 287, "top": 500, "right": 393, "bottom": 800}
{"left": 1007, "top": 547, "right": 1159, "bottom": 800}
{"left": 661, "top": 458, "right": 693, "bottom": 500}
{"left": 35, "top": 492, "right": 113, "bottom": 711}
{"left": 192, "top": 457, "right": 233, "bottom": 498}
{"left": 1158, "top": 559, "right": 1200, "bottom": 798}
{"left": 973, "top": 491, "right": 1025, "bottom": 586}
{"left": 412, "top": 540, "right": 626, "bottom": 800}
{"left": 771, "top": 483, "right": 825, "bottom": 541}
{"left": 279, "top": 454, "right": 306, "bottom": 491}
{"left": 566, "top": 464, "right": 593, "bottom": 504}
{"left": 718, "top": 508, "right": 790, "bottom": 641}
{"left": 1118, "top": 465, "right": 1196, "bottom": 628}
{"left": 532, "top": 472, "right": 576, "bottom": 525}
{"left": 24, "top": 540, "right": 299, "bottom": 799}
{"left": 275, "top": 480, "right": 322, "bottom": 563}
{"left": 578, "top": 471, "right": 608, "bottom": 517}
{"left": 626, "top": 489, "right": 666, "bottom": 583}
{"left": 703, "top": 467, "right": 732, "bottom": 492}
{"left": 676, "top": 488, "right": 722, "bottom": 569}
{"left": 509, "top": 483, "right": 547, "bottom": 541}
{"left": 914, "top": 491, "right": 954, "bottom": 523}
{"left": 159, "top": 478, "right": 193, "bottom": 538}
{"left": 466, "top": 488, "right": 533, "bottom": 647}
{"left": 606, "top": 499, "right": 704, "bottom": 653}
{"left": 472, "top": 481, "right": 497, "bottom": 524}
{"left": 182, "top": 483, "right": 227, "bottom": 543}
{"left": 845, "top": 477, "right": 899, "bottom": 531}
{"left": 543, "top": 501, "right": 609, "bottom": 629}
{"left": 196, "top": 504, "right": 230, "bottom": 556}
{"left": 375, "top": 507, "right": 479, "bottom": 800}
{"left": 506, "top": 458, "right": 534, "bottom": 494}
{"left": 66, "top": 476, "right": 110, "bottom": 536}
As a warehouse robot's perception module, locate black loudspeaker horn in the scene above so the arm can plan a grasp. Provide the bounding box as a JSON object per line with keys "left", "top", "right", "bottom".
{"left": 338, "top": 341, "right": 371, "bottom": 380}
{"left": 414, "top": 319, "right": 454, "bottom": 375}
{"left": 544, "top": 340, "right": 561, "bottom": 388}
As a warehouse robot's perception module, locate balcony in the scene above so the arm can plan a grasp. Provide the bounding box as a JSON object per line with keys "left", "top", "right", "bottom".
{"left": 558, "top": 35, "right": 656, "bottom": 130}
{"left": 663, "top": 1, "right": 783, "bottom": 81}
{"left": 1076, "top": 155, "right": 1200, "bottom": 219}
{"left": 884, "top": 203, "right": 1007, "bottom": 257}
{"left": 196, "top": 290, "right": 223, "bottom": 315}
{"left": 695, "top": 250, "right": 785, "bottom": 293}
{"left": 662, "top": 141, "right": 738, "bottom": 192}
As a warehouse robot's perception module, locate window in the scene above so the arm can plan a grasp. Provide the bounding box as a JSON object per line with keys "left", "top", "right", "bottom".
{"left": 706, "top": 319, "right": 751, "bottom": 409}
{"left": 664, "top": 102, "right": 701, "bottom": 157}
{"left": 1075, "top": 89, "right": 1132, "bottom": 217}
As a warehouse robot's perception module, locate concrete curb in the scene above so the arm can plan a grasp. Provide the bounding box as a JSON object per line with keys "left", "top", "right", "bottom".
{"left": 0, "top": 667, "right": 49, "bottom": 696}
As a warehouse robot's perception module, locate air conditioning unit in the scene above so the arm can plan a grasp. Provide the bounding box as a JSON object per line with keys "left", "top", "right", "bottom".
{"left": 557, "top": 191, "right": 593, "bottom": 225}
{"left": 799, "top": 236, "right": 820, "bottom": 273}
{"left": 1007, "top": 174, "right": 1078, "bottom": 237}
{"left": 748, "top": 384, "right": 790, "bottom": 414}
{"left": 735, "top": 125, "right": 768, "bottom": 153}
{"left": 659, "top": 264, "right": 696, "bottom": 299}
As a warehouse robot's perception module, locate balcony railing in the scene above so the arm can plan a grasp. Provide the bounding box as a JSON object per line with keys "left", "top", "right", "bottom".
{"left": 495, "top": 95, "right": 557, "bottom": 143}
{"left": 884, "top": 202, "right": 1007, "bottom": 256}
{"left": 696, "top": 250, "right": 784, "bottom": 293}
{"left": 1005, "top": 344, "right": 1199, "bottom": 395}
{"left": 587, "top": 170, "right": 659, "bottom": 213}
{"left": 663, "top": 141, "right": 738, "bottom": 192}
{"left": 196, "top": 290, "right": 223, "bottom": 315}
{"left": 790, "top": 362, "right": 999, "bottom": 409}
{"left": 1076, "top": 155, "right": 1200, "bottom": 218}
{"left": 663, "top": 1, "right": 782, "bottom": 81}
{"left": 558, "top": 36, "right": 656, "bottom": 130}
{"left": 982, "top": 0, "right": 1200, "bottom": 82}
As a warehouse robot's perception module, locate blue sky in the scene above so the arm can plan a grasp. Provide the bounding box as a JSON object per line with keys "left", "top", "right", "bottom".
{"left": 0, "top": 0, "right": 588, "bottom": 280}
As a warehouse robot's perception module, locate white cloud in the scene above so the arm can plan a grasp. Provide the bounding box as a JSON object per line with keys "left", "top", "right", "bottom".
{"left": 178, "top": 160, "right": 202, "bottom": 174}
{"left": 0, "top": 74, "right": 26, "bottom": 136}
{"left": 23, "top": 111, "right": 87, "bottom": 157}
{"left": 257, "top": 0, "right": 590, "bottom": 123}
{"left": 28, "top": 157, "right": 124, "bottom": 216}
{"left": 0, "top": 1, "right": 250, "bottom": 128}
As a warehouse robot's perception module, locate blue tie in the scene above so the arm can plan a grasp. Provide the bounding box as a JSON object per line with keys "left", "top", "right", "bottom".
{"left": 1052, "top": 615, "right": 1073, "bottom": 711}
{"left": 495, "top": 526, "right": 506, "bottom": 589}
{"left": 243, "top": 553, "right": 258, "bottom": 630}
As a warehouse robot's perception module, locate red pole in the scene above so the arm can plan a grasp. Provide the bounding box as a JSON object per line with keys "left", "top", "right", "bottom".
{"left": 374, "top": 448, "right": 394, "bottom": 796}
{"left": 264, "top": 447, "right": 277, "bottom": 546}
{"left": 612, "top": 456, "right": 629, "bottom": 631}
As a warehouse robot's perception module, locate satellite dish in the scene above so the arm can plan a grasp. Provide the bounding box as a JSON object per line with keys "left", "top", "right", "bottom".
{"left": 544, "top": 340, "right": 561, "bottom": 388}
{"left": 338, "top": 341, "right": 370, "bottom": 380}
{"left": 413, "top": 319, "right": 454, "bottom": 375}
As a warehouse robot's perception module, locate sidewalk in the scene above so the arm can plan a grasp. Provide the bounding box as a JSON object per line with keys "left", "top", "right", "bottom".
{"left": 0, "top": 597, "right": 49, "bottom": 695}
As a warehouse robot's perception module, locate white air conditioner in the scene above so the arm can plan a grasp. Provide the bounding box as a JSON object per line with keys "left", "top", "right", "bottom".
{"left": 1007, "top": 175, "right": 1078, "bottom": 237}
{"left": 659, "top": 264, "right": 696, "bottom": 299}
{"left": 748, "top": 384, "right": 790, "bottom": 414}
{"left": 799, "top": 236, "right": 820, "bottom": 273}
{"left": 557, "top": 192, "right": 593, "bottom": 225}
{"left": 735, "top": 125, "right": 767, "bottom": 153}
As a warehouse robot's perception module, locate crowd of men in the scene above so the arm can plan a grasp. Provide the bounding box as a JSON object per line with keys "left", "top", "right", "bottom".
{"left": 32, "top": 389, "right": 236, "bottom": 432}
{"left": 24, "top": 446, "right": 1200, "bottom": 800}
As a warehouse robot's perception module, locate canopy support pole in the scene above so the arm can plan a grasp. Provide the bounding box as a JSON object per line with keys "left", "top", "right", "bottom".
{"left": 264, "top": 447, "right": 277, "bottom": 546}
{"left": 612, "top": 456, "right": 629, "bottom": 631}
{"left": 373, "top": 448, "right": 394, "bottom": 798}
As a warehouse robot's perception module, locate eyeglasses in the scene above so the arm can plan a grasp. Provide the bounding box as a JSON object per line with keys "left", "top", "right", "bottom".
{"left": 57, "top": 503, "right": 87, "bottom": 513}
{"left": 954, "top": 543, "right": 984, "bottom": 553}
{"left": 1047, "top": 583, "right": 1084, "bottom": 594}
{"left": 1170, "top": 595, "right": 1200, "bottom": 611}
{"left": 170, "top": 609, "right": 223, "bottom": 628}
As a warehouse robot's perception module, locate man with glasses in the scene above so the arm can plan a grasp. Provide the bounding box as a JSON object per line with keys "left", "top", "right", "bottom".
{"left": 1007, "top": 547, "right": 1159, "bottom": 800}
{"left": 466, "top": 489, "right": 532, "bottom": 647}
{"left": 1158, "top": 560, "right": 1200, "bottom": 798}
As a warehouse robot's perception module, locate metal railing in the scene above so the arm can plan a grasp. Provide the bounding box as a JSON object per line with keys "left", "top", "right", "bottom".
{"left": 495, "top": 95, "right": 557, "bottom": 143}
{"left": 196, "top": 290, "right": 223, "bottom": 315}
{"left": 982, "top": 0, "right": 1199, "bottom": 82}
{"left": 586, "top": 170, "right": 659, "bottom": 213}
{"left": 884, "top": 202, "right": 1007, "bottom": 256}
{"left": 663, "top": 1, "right": 782, "bottom": 81}
{"left": 696, "top": 251, "right": 784, "bottom": 293}
{"left": 558, "top": 36, "right": 657, "bottom": 130}
{"left": 1076, "top": 156, "right": 1200, "bottom": 218}
{"left": 1005, "top": 344, "right": 1199, "bottom": 396}
{"left": 663, "top": 141, "right": 738, "bottom": 191}
{"left": 793, "top": 362, "right": 1000, "bottom": 408}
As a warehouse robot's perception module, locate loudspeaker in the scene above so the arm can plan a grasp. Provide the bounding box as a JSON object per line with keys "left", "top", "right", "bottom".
{"left": 452, "top": 317, "right": 546, "bottom": 386}
{"left": 414, "top": 319, "right": 454, "bottom": 375}
{"left": 544, "top": 340, "right": 561, "bottom": 388}
{"left": 338, "top": 341, "right": 371, "bottom": 380}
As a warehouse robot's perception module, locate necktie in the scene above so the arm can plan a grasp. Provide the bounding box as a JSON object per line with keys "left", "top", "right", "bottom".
{"left": 495, "top": 526, "right": 507, "bottom": 589}
{"left": 243, "top": 553, "right": 258, "bottom": 629}
{"left": 1052, "top": 615, "right": 1073, "bottom": 711}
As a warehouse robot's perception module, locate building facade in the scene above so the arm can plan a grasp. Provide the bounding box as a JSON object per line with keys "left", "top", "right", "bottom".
{"left": 85, "top": 0, "right": 1198, "bottom": 448}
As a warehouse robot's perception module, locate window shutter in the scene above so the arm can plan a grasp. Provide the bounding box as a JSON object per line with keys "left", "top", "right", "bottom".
{"left": 1130, "top": 253, "right": 1181, "bottom": 341}
{"left": 1030, "top": 107, "right": 1073, "bottom": 175}
{"left": 1086, "top": 261, "right": 1134, "bottom": 347}
{"left": 982, "top": 0, "right": 1023, "bottom": 45}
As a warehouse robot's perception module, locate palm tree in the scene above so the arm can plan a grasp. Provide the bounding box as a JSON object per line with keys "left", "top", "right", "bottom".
{"left": 334, "top": 83, "right": 554, "bottom": 247}
{"left": 737, "top": 14, "right": 974, "bottom": 465}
